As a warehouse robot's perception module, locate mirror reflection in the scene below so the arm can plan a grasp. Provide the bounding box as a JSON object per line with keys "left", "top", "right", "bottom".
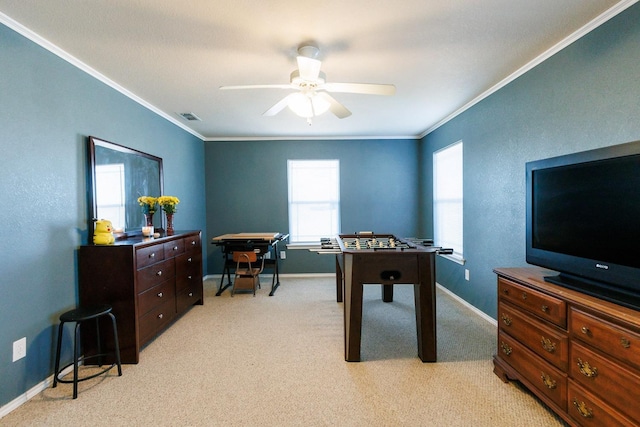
{"left": 89, "top": 137, "right": 163, "bottom": 237}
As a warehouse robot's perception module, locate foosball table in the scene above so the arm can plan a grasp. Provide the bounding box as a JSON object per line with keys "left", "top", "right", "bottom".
{"left": 333, "top": 233, "right": 439, "bottom": 362}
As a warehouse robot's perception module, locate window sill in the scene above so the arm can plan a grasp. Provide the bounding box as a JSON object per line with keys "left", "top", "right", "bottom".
{"left": 438, "top": 253, "right": 466, "bottom": 265}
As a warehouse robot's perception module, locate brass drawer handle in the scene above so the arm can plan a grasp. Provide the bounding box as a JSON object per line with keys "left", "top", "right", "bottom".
{"left": 541, "top": 337, "right": 556, "bottom": 353}
{"left": 577, "top": 358, "right": 598, "bottom": 378}
{"left": 581, "top": 326, "right": 591, "bottom": 336}
{"left": 188, "top": 275, "right": 193, "bottom": 280}
{"left": 191, "top": 240, "right": 196, "bottom": 246}
{"left": 188, "top": 292, "right": 193, "bottom": 297}
{"left": 501, "top": 288, "right": 509, "bottom": 295}
{"left": 621, "top": 337, "right": 631, "bottom": 349}
{"left": 521, "top": 292, "right": 527, "bottom": 300}
{"left": 188, "top": 257, "right": 192, "bottom": 262}
{"left": 158, "top": 313, "right": 164, "bottom": 319}
{"left": 501, "top": 314, "right": 512, "bottom": 326}
{"left": 541, "top": 305, "right": 548, "bottom": 313}
{"left": 157, "top": 292, "right": 163, "bottom": 298}
{"left": 173, "top": 246, "right": 178, "bottom": 251}
{"left": 573, "top": 398, "right": 593, "bottom": 418}
{"left": 149, "top": 252, "right": 155, "bottom": 258}
{"left": 500, "top": 342, "right": 512, "bottom": 356}
{"left": 156, "top": 270, "right": 162, "bottom": 276}
{"left": 540, "top": 372, "right": 557, "bottom": 389}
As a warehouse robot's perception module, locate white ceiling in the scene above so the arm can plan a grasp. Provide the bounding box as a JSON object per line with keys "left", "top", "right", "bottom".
{"left": 1, "top": 0, "right": 634, "bottom": 141}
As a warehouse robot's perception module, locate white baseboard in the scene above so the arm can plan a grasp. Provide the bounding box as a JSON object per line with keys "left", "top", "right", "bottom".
{"left": 0, "top": 364, "right": 73, "bottom": 419}
{"left": 436, "top": 282, "right": 497, "bottom": 326}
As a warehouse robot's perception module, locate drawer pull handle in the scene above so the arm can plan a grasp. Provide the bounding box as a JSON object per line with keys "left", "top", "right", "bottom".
{"left": 157, "top": 292, "right": 163, "bottom": 298}
{"left": 577, "top": 358, "right": 598, "bottom": 378}
{"left": 156, "top": 270, "right": 162, "bottom": 276}
{"left": 573, "top": 398, "right": 593, "bottom": 419}
{"left": 188, "top": 275, "right": 193, "bottom": 280}
{"left": 501, "top": 314, "right": 512, "bottom": 326}
{"left": 149, "top": 253, "right": 155, "bottom": 259}
{"left": 541, "top": 305, "right": 548, "bottom": 313}
{"left": 502, "top": 288, "right": 509, "bottom": 295}
{"left": 621, "top": 337, "right": 631, "bottom": 349}
{"left": 540, "top": 372, "right": 557, "bottom": 389}
{"left": 521, "top": 292, "right": 527, "bottom": 300}
{"left": 188, "top": 292, "right": 193, "bottom": 297}
{"left": 500, "top": 342, "right": 512, "bottom": 356}
{"left": 188, "top": 257, "right": 192, "bottom": 262}
{"left": 541, "top": 337, "right": 556, "bottom": 353}
{"left": 158, "top": 313, "right": 164, "bottom": 319}
{"left": 191, "top": 240, "right": 196, "bottom": 245}
{"left": 173, "top": 246, "right": 178, "bottom": 251}
{"left": 581, "top": 326, "right": 591, "bottom": 336}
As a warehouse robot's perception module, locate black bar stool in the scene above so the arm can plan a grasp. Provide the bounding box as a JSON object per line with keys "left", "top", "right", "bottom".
{"left": 52, "top": 304, "right": 122, "bottom": 399}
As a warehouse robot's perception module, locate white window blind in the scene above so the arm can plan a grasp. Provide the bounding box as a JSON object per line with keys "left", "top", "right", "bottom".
{"left": 433, "top": 141, "right": 463, "bottom": 256}
{"left": 287, "top": 160, "right": 341, "bottom": 243}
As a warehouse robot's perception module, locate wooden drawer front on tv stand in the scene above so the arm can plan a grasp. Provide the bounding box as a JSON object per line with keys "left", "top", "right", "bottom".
{"left": 493, "top": 267, "right": 640, "bottom": 427}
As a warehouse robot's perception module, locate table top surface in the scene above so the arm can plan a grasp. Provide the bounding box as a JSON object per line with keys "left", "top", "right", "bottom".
{"left": 212, "top": 232, "right": 281, "bottom": 241}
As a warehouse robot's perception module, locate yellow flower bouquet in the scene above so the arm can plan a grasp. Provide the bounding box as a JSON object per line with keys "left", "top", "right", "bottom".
{"left": 137, "top": 196, "right": 158, "bottom": 214}
{"left": 157, "top": 196, "right": 180, "bottom": 214}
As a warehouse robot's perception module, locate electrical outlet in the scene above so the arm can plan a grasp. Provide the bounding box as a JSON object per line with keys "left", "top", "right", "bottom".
{"left": 13, "top": 337, "right": 26, "bottom": 362}
{"left": 465, "top": 269, "right": 470, "bottom": 281}
{"left": 280, "top": 251, "right": 286, "bottom": 259}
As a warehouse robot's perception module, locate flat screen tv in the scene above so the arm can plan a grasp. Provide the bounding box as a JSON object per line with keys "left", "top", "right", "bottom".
{"left": 526, "top": 139, "right": 640, "bottom": 311}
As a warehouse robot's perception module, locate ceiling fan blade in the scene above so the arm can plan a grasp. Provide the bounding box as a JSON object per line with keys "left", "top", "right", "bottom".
{"left": 296, "top": 56, "right": 322, "bottom": 81}
{"left": 323, "top": 82, "right": 396, "bottom": 96}
{"left": 220, "top": 84, "right": 292, "bottom": 90}
{"left": 316, "top": 92, "right": 352, "bottom": 119}
{"left": 263, "top": 93, "right": 297, "bottom": 116}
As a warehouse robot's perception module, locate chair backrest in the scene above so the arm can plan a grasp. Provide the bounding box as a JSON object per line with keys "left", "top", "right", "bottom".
{"left": 233, "top": 251, "right": 257, "bottom": 263}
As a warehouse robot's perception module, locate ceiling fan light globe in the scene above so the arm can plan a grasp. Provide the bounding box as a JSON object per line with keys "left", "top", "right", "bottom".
{"left": 287, "top": 92, "right": 330, "bottom": 118}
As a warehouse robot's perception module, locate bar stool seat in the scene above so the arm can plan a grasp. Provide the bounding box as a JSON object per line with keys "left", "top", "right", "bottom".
{"left": 52, "top": 304, "right": 122, "bottom": 399}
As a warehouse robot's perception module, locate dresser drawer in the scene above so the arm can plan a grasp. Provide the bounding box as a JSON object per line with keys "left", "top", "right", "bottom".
{"left": 568, "top": 380, "right": 636, "bottom": 427}
{"left": 570, "top": 341, "right": 640, "bottom": 422}
{"left": 139, "top": 299, "right": 175, "bottom": 345}
{"left": 138, "top": 280, "right": 175, "bottom": 317}
{"left": 570, "top": 307, "right": 640, "bottom": 371}
{"left": 176, "top": 253, "right": 202, "bottom": 293}
{"left": 136, "top": 244, "right": 165, "bottom": 269}
{"left": 499, "top": 301, "right": 568, "bottom": 370}
{"left": 136, "top": 258, "right": 175, "bottom": 293}
{"left": 176, "top": 285, "right": 203, "bottom": 313}
{"left": 163, "top": 239, "right": 184, "bottom": 259}
{"left": 498, "top": 277, "right": 566, "bottom": 328}
{"left": 183, "top": 234, "right": 201, "bottom": 253}
{"left": 498, "top": 331, "right": 567, "bottom": 410}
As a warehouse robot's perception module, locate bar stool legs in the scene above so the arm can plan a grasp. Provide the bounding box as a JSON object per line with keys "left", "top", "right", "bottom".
{"left": 52, "top": 304, "right": 122, "bottom": 399}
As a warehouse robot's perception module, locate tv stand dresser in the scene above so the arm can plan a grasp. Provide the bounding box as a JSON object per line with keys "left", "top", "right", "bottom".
{"left": 493, "top": 267, "right": 640, "bottom": 426}
{"left": 79, "top": 230, "right": 203, "bottom": 363}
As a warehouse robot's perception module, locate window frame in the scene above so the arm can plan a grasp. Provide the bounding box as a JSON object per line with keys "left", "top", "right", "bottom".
{"left": 433, "top": 141, "right": 464, "bottom": 262}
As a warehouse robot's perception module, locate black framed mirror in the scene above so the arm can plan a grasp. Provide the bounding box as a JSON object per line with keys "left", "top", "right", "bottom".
{"left": 88, "top": 136, "right": 164, "bottom": 240}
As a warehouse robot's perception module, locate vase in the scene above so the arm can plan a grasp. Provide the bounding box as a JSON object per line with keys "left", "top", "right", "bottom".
{"left": 165, "top": 213, "right": 174, "bottom": 235}
{"left": 144, "top": 212, "right": 155, "bottom": 227}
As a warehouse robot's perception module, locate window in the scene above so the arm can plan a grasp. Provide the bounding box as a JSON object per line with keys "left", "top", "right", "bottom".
{"left": 433, "top": 141, "right": 463, "bottom": 257}
{"left": 95, "top": 163, "right": 126, "bottom": 230}
{"left": 287, "top": 160, "right": 341, "bottom": 243}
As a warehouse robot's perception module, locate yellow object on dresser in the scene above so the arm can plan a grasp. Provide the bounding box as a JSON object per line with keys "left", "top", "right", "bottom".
{"left": 93, "top": 219, "right": 115, "bottom": 245}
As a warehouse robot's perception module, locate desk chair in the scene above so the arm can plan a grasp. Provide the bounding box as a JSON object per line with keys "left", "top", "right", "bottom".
{"left": 232, "top": 250, "right": 265, "bottom": 296}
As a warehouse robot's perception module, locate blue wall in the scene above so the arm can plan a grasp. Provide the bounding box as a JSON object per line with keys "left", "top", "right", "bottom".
{"left": 0, "top": 24, "right": 206, "bottom": 408}
{"left": 420, "top": 3, "right": 640, "bottom": 317}
{"left": 204, "top": 139, "right": 420, "bottom": 274}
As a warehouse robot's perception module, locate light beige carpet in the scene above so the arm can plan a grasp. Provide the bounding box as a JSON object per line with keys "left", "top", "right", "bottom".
{"left": 1, "top": 276, "right": 566, "bottom": 426}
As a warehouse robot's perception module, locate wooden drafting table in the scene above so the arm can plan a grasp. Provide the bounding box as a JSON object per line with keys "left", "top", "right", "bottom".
{"left": 211, "top": 233, "right": 289, "bottom": 296}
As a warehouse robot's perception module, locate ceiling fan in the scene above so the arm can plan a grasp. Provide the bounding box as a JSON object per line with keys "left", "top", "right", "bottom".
{"left": 220, "top": 45, "right": 396, "bottom": 124}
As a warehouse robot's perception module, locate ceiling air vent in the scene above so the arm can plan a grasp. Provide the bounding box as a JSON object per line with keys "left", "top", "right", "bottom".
{"left": 178, "top": 112, "right": 201, "bottom": 121}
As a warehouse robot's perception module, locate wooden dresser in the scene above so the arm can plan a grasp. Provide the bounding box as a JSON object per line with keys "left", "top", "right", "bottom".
{"left": 494, "top": 267, "right": 640, "bottom": 426}
{"left": 79, "top": 230, "right": 203, "bottom": 363}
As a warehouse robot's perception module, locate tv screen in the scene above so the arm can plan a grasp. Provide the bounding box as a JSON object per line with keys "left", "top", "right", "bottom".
{"left": 526, "top": 140, "right": 640, "bottom": 310}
